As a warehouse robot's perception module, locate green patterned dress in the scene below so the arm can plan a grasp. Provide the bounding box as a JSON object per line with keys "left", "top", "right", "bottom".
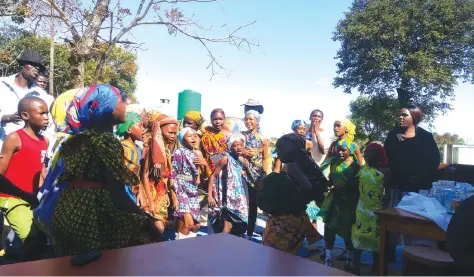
{"left": 351, "top": 165, "right": 384, "bottom": 252}
{"left": 319, "top": 157, "right": 359, "bottom": 240}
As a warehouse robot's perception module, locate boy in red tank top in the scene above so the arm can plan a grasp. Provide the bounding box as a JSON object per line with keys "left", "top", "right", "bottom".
{"left": 0, "top": 96, "right": 49, "bottom": 241}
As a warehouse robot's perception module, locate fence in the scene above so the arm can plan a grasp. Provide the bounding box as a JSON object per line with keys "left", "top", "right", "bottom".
{"left": 444, "top": 144, "right": 474, "bottom": 165}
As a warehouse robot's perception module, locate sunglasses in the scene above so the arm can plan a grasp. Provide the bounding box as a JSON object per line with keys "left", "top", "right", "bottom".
{"left": 26, "top": 63, "right": 43, "bottom": 71}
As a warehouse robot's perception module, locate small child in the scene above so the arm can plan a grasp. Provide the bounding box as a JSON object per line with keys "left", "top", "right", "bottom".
{"left": 319, "top": 139, "right": 360, "bottom": 269}
{"left": 115, "top": 111, "right": 145, "bottom": 204}
{"left": 0, "top": 96, "right": 49, "bottom": 242}
{"left": 171, "top": 127, "right": 203, "bottom": 239}
{"left": 352, "top": 143, "right": 389, "bottom": 275}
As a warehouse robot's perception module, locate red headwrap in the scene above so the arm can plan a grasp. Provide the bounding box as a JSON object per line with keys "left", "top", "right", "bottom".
{"left": 365, "top": 143, "right": 389, "bottom": 169}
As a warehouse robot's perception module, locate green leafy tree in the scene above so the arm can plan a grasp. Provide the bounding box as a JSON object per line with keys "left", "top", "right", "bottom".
{"left": 0, "top": 33, "right": 138, "bottom": 97}
{"left": 349, "top": 95, "right": 399, "bottom": 146}
{"left": 333, "top": 0, "right": 474, "bottom": 121}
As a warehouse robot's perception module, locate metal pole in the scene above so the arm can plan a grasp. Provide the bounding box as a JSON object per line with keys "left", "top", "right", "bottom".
{"left": 49, "top": 2, "right": 55, "bottom": 97}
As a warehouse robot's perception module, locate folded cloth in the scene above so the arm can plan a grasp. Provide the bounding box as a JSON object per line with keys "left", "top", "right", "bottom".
{"left": 396, "top": 192, "right": 452, "bottom": 231}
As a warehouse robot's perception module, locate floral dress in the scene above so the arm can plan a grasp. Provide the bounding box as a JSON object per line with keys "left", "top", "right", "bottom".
{"left": 352, "top": 165, "right": 385, "bottom": 252}
{"left": 319, "top": 157, "right": 359, "bottom": 240}
{"left": 209, "top": 153, "right": 249, "bottom": 224}
{"left": 171, "top": 148, "right": 200, "bottom": 222}
{"left": 242, "top": 131, "right": 266, "bottom": 189}
{"left": 201, "top": 127, "right": 228, "bottom": 175}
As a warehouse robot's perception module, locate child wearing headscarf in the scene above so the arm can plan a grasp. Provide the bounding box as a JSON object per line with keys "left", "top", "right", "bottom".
{"left": 171, "top": 127, "right": 203, "bottom": 239}
{"left": 141, "top": 114, "right": 179, "bottom": 233}
{"left": 352, "top": 143, "right": 389, "bottom": 275}
{"left": 207, "top": 133, "right": 250, "bottom": 236}
{"left": 115, "top": 112, "right": 145, "bottom": 203}
{"left": 319, "top": 139, "right": 361, "bottom": 269}
{"left": 242, "top": 110, "right": 269, "bottom": 237}
{"left": 327, "top": 119, "right": 365, "bottom": 166}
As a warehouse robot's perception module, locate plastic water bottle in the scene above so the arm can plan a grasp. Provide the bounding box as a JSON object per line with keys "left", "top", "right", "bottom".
{"left": 444, "top": 188, "right": 455, "bottom": 213}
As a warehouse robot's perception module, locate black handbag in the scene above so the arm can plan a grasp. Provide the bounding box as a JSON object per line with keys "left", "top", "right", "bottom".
{"left": 211, "top": 163, "right": 248, "bottom": 235}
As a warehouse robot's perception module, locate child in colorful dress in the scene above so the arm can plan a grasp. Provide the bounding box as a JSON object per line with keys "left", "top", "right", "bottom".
{"left": 115, "top": 112, "right": 145, "bottom": 203}
{"left": 171, "top": 127, "right": 204, "bottom": 239}
{"left": 352, "top": 143, "right": 389, "bottom": 275}
{"left": 319, "top": 139, "right": 360, "bottom": 270}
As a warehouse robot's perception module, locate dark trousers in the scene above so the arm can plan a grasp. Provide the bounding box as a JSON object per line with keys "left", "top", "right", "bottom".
{"left": 324, "top": 225, "right": 353, "bottom": 251}
{"left": 247, "top": 186, "right": 258, "bottom": 237}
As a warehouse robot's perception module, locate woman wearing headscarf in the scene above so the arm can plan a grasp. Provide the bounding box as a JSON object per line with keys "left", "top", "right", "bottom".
{"left": 116, "top": 112, "right": 145, "bottom": 203}
{"left": 141, "top": 114, "right": 179, "bottom": 233}
{"left": 259, "top": 133, "right": 328, "bottom": 255}
{"left": 33, "top": 84, "right": 163, "bottom": 257}
{"left": 207, "top": 133, "right": 250, "bottom": 236}
{"left": 319, "top": 138, "right": 360, "bottom": 269}
{"left": 241, "top": 110, "right": 269, "bottom": 238}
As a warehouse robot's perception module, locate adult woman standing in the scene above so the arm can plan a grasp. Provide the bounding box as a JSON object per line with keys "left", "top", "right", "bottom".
{"left": 201, "top": 109, "right": 230, "bottom": 176}
{"left": 308, "top": 109, "right": 332, "bottom": 166}
{"left": 242, "top": 110, "right": 269, "bottom": 238}
{"left": 384, "top": 105, "right": 440, "bottom": 204}
{"left": 142, "top": 114, "right": 179, "bottom": 233}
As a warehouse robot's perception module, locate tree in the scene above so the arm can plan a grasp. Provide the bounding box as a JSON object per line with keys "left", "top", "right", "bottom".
{"left": 5, "top": 0, "right": 258, "bottom": 88}
{"left": 348, "top": 95, "right": 399, "bottom": 146}
{"left": 0, "top": 33, "right": 138, "bottom": 96}
{"left": 333, "top": 0, "right": 474, "bottom": 121}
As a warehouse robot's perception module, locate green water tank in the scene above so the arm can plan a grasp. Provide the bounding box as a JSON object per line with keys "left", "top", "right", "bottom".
{"left": 177, "top": 89, "right": 202, "bottom": 120}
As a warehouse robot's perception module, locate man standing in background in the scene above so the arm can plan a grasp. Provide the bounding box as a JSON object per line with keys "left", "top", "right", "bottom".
{"left": 0, "top": 51, "right": 49, "bottom": 150}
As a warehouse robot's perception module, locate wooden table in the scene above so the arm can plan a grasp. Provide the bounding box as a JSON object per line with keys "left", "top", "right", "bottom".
{"left": 0, "top": 233, "right": 352, "bottom": 276}
{"left": 375, "top": 208, "right": 447, "bottom": 276}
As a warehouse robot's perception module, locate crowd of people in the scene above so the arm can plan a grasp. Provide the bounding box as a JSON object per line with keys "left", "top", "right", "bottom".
{"left": 0, "top": 50, "right": 446, "bottom": 275}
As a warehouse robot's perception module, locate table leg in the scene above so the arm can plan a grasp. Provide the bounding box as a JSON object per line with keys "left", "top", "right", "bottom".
{"left": 379, "top": 216, "right": 388, "bottom": 276}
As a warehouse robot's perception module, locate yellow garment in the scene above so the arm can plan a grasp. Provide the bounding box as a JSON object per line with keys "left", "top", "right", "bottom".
{"left": 184, "top": 111, "right": 203, "bottom": 127}
{"left": 51, "top": 89, "right": 80, "bottom": 127}
{"left": 339, "top": 119, "right": 356, "bottom": 142}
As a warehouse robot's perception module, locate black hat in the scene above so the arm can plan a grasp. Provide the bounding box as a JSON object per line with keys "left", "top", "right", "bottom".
{"left": 17, "top": 50, "right": 45, "bottom": 71}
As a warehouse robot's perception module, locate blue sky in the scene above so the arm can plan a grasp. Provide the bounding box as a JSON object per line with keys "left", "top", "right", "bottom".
{"left": 129, "top": 0, "right": 474, "bottom": 140}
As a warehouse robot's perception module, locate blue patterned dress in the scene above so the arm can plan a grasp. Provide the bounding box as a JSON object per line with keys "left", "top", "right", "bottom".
{"left": 171, "top": 148, "right": 200, "bottom": 221}
{"left": 242, "top": 131, "right": 266, "bottom": 189}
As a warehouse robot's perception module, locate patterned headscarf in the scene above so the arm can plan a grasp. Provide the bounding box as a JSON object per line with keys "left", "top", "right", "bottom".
{"left": 338, "top": 119, "right": 356, "bottom": 142}
{"left": 291, "top": 120, "right": 307, "bottom": 132}
{"left": 115, "top": 112, "right": 142, "bottom": 137}
{"left": 184, "top": 111, "right": 204, "bottom": 129}
{"left": 147, "top": 114, "right": 178, "bottom": 180}
{"left": 227, "top": 133, "right": 246, "bottom": 150}
{"left": 51, "top": 88, "right": 80, "bottom": 129}
{"left": 143, "top": 110, "right": 161, "bottom": 147}
{"left": 365, "top": 143, "right": 389, "bottom": 168}
{"left": 245, "top": 110, "right": 261, "bottom": 122}
{"left": 337, "top": 138, "right": 358, "bottom": 154}
{"left": 59, "top": 130, "right": 138, "bottom": 185}
{"left": 59, "top": 84, "right": 121, "bottom": 134}
{"left": 178, "top": 127, "right": 196, "bottom": 146}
